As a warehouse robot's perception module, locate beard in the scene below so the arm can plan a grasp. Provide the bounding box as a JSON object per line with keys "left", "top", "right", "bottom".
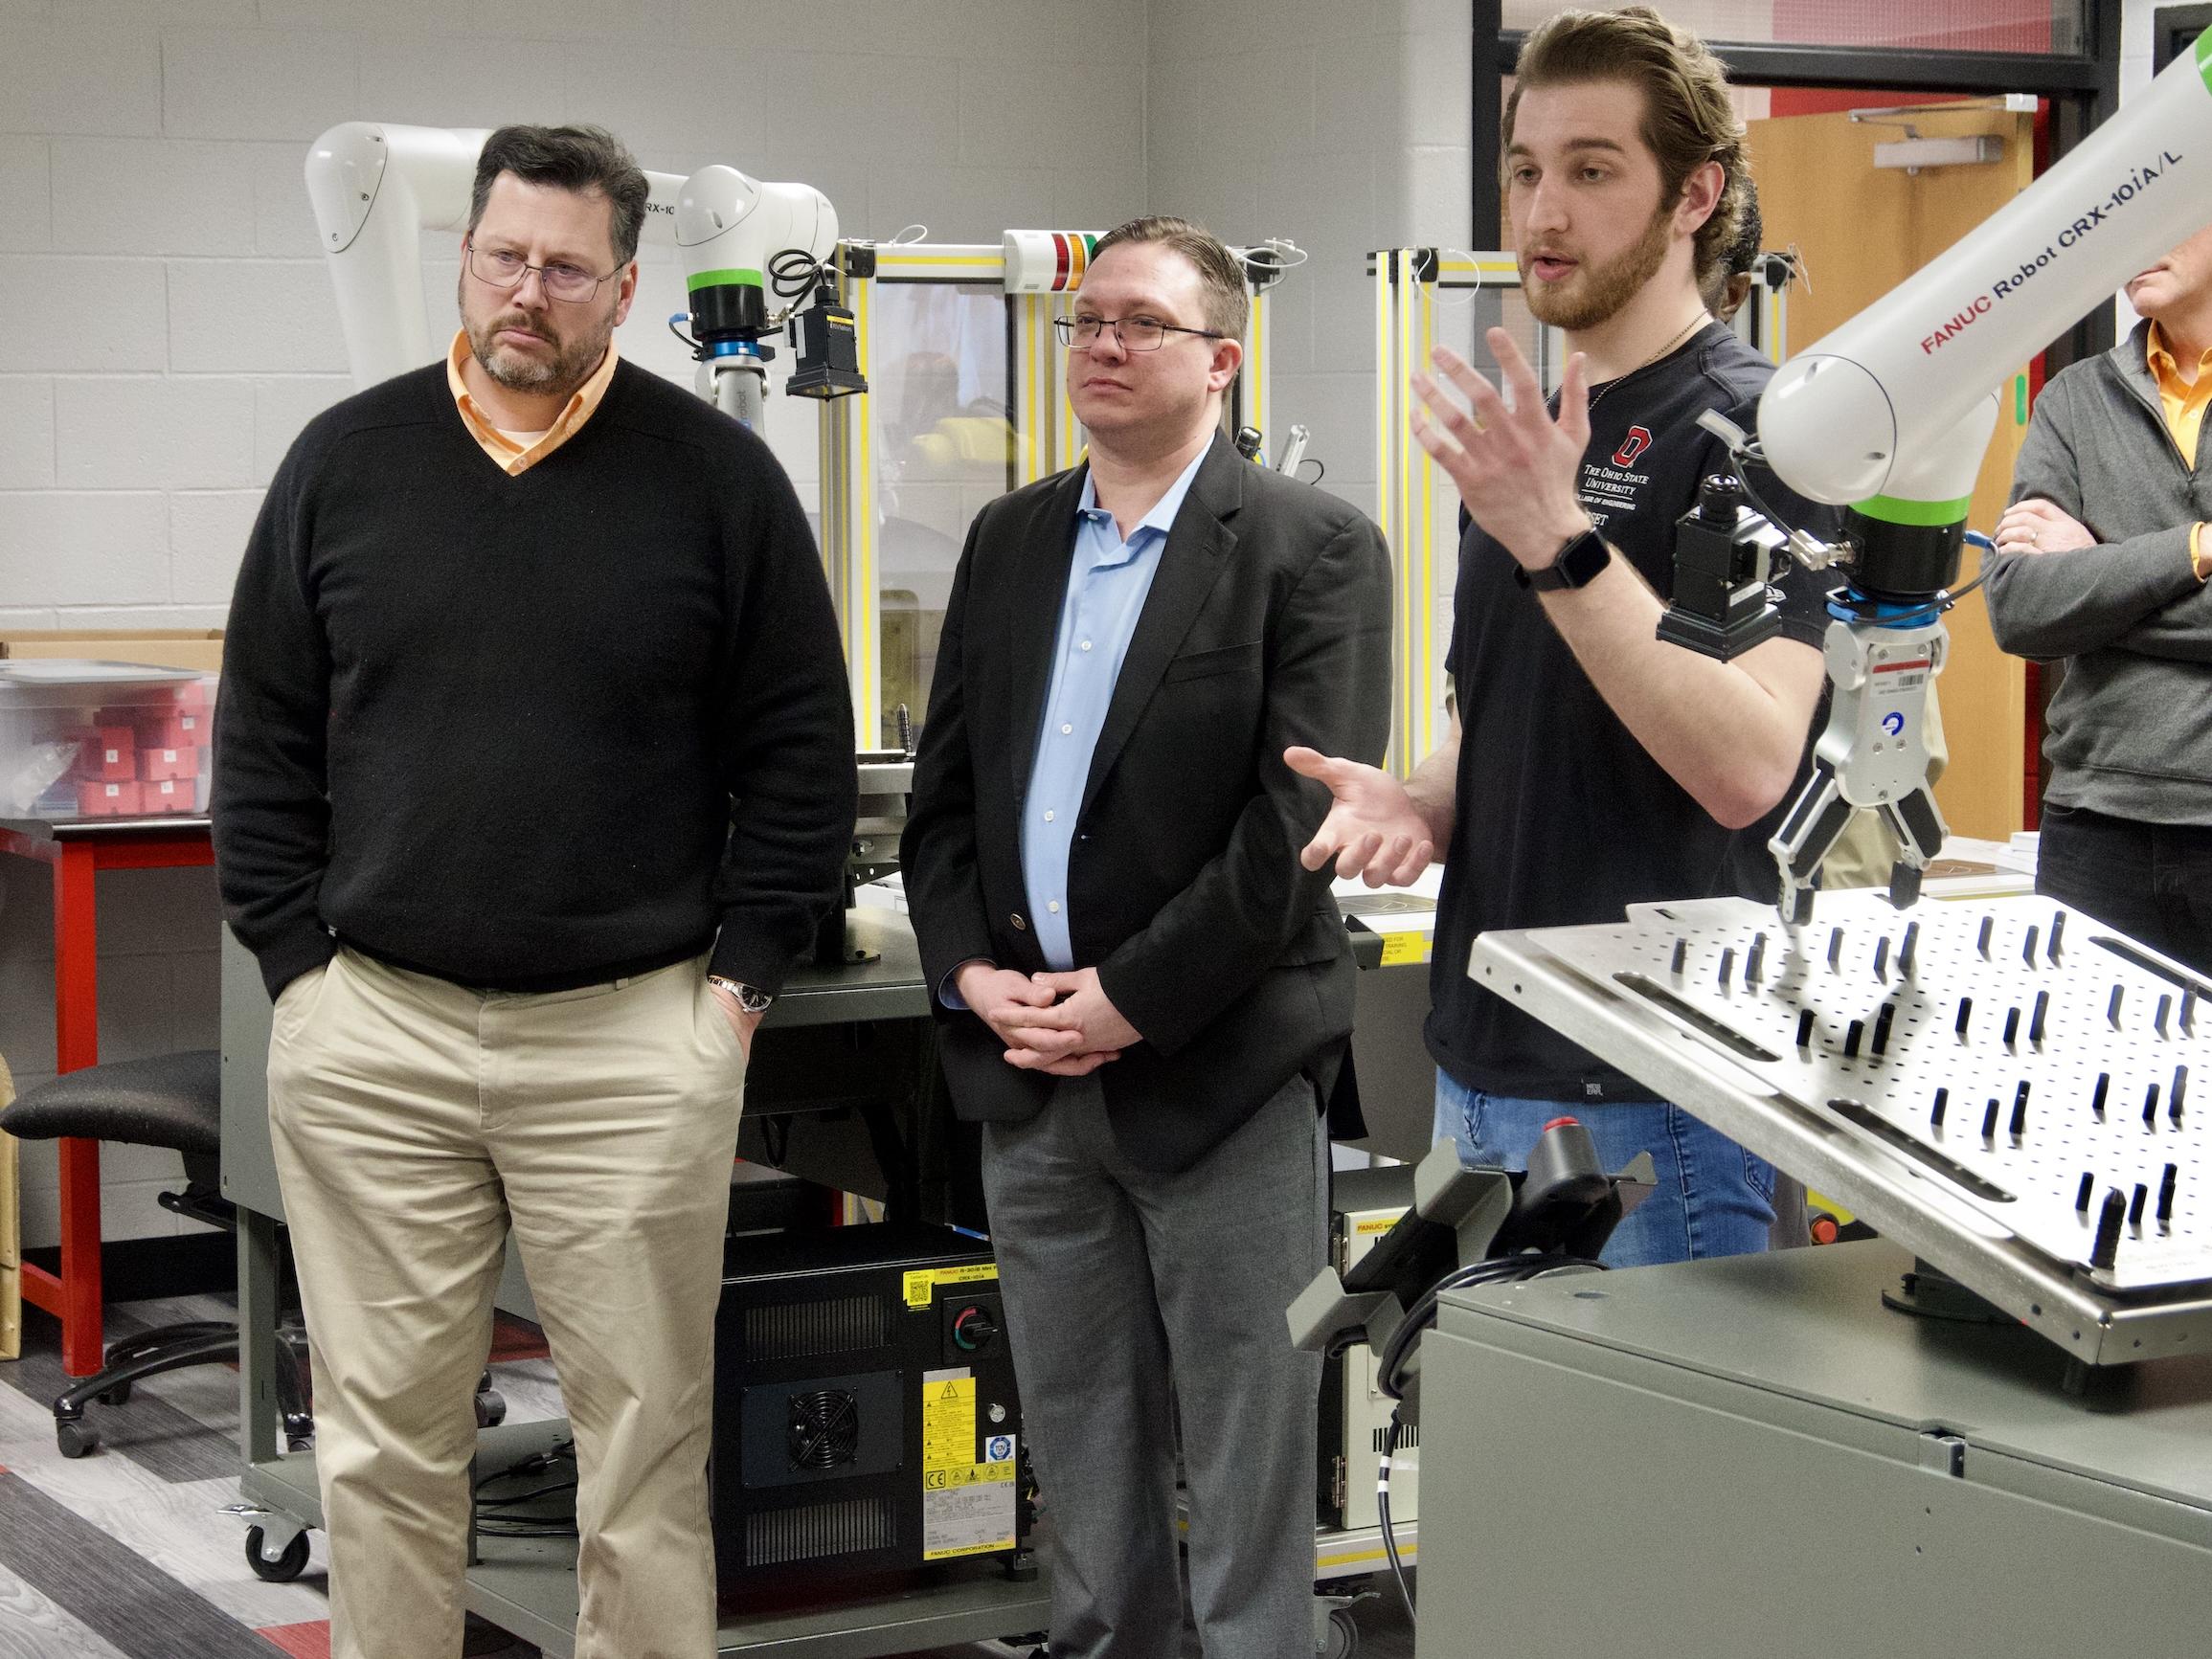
{"left": 1521, "top": 201, "right": 1677, "bottom": 331}
{"left": 463, "top": 303, "right": 612, "bottom": 399}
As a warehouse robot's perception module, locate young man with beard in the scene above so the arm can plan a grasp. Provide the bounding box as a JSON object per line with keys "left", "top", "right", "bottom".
{"left": 901, "top": 217, "right": 1390, "bottom": 1657}
{"left": 1986, "top": 222, "right": 2212, "bottom": 975}
{"left": 1291, "top": 6, "right": 1833, "bottom": 1266}
{"left": 214, "top": 124, "right": 854, "bottom": 1658}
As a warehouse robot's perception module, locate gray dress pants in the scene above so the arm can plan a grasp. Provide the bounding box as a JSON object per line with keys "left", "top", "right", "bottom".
{"left": 982, "top": 1072, "right": 1327, "bottom": 1659}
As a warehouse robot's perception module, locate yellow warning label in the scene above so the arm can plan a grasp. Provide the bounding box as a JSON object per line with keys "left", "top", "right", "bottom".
{"left": 1355, "top": 1217, "right": 1397, "bottom": 1235}
{"left": 921, "top": 1459, "right": 1016, "bottom": 1490}
{"left": 1378, "top": 932, "right": 1430, "bottom": 967}
{"left": 923, "top": 1373, "right": 975, "bottom": 1469}
{"left": 920, "top": 1365, "right": 1014, "bottom": 1560}
{"left": 903, "top": 1263, "right": 999, "bottom": 1309}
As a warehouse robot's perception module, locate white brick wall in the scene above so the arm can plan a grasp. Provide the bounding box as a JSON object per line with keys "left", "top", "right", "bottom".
{"left": 0, "top": 491, "right": 170, "bottom": 605}
{"left": 0, "top": 258, "right": 171, "bottom": 372}
{"left": 1149, "top": 0, "right": 1474, "bottom": 506}
{"left": 56, "top": 376, "right": 258, "bottom": 490}
{"left": 1150, "top": 0, "right": 1472, "bottom": 772}
{"left": 0, "top": 0, "right": 1151, "bottom": 1245}
{"left": 0, "top": 378, "right": 56, "bottom": 487}
{"left": 0, "top": 137, "right": 52, "bottom": 253}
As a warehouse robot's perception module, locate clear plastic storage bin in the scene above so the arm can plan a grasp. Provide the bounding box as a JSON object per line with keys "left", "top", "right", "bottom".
{"left": 0, "top": 660, "right": 218, "bottom": 820}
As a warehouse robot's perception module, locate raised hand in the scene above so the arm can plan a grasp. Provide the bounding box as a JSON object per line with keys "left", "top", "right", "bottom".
{"left": 1411, "top": 329, "right": 1594, "bottom": 571}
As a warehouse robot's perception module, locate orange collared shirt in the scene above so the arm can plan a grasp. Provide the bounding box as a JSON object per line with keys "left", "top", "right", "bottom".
{"left": 2147, "top": 322, "right": 2212, "bottom": 466}
{"left": 446, "top": 329, "right": 620, "bottom": 475}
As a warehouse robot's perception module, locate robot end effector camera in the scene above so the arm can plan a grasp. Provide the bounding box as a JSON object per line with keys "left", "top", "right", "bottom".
{"left": 1658, "top": 472, "right": 1789, "bottom": 661}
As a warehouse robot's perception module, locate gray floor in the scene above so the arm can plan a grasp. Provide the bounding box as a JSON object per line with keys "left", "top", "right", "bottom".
{"left": 0, "top": 1295, "right": 1414, "bottom": 1658}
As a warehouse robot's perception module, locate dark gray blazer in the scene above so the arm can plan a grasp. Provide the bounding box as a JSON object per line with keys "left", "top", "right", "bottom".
{"left": 900, "top": 434, "right": 1393, "bottom": 1174}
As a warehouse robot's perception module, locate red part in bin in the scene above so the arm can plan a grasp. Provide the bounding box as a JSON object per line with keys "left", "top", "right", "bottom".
{"left": 138, "top": 709, "right": 207, "bottom": 750}
{"left": 142, "top": 776, "right": 192, "bottom": 814}
{"left": 80, "top": 727, "right": 136, "bottom": 781}
{"left": 137, "top": 745, "right": 198, "bottom": 782}
{"left": 77, "top": 778, "right": 142, "bottom": 817}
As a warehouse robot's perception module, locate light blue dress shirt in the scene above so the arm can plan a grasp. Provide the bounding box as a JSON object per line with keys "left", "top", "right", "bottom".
{"left": 1018, "top": 448, "right": 1209, "bottom": 972}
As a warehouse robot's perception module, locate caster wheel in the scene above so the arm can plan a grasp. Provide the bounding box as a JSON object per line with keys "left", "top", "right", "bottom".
{"left": 97, "top": 1380, "right": 132, "bottom": 1406}
{"left": 1320, "top": 1606, "right": 1360, "bottom": 1659}
{"left": 56, "top": 1419, "right": 99, "bottom": 1458}
{"left": 474, "top": 1388, "right": 507, "bottom": 1428}
{"left": 245, "top": 1526, "right": 310, "bottom": 1582}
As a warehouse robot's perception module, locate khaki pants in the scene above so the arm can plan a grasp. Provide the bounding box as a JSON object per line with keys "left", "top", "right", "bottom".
{"left": 267, "top": 946, "right": 746, "bottom": 1659}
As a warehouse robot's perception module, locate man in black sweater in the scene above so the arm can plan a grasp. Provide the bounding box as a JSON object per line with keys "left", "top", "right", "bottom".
{"left": 213, "top": 125, "right": 853, "bottom": 1659}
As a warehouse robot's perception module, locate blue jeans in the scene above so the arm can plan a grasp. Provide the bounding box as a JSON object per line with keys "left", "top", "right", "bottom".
{"left": 1433, "top": 1071, "right": 1775, "bottom": 1267}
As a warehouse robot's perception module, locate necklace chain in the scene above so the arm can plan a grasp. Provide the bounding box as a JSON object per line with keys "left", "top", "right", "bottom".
{"left": 1587, "top": 312, "right": 1710, "bottom": 413}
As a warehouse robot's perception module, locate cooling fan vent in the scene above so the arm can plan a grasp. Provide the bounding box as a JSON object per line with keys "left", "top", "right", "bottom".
{"left": 786, "top": 1388, "right": 862, "bottom": 1470}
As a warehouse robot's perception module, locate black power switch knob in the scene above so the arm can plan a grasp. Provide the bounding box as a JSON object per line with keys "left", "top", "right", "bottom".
{"left": 951, "top": 1304, "right": 1001, "bottom": 1353}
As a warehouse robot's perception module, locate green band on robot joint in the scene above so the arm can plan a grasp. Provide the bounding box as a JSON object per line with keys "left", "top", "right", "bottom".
{"left": 686, "top": 267, "right": 764, "bottom": 293}
{"left": 2197, "top": 25, "right": 2212, "bottom": 96}
{"left": 1855, "top": 493, "right": 1973, "bottom": 527}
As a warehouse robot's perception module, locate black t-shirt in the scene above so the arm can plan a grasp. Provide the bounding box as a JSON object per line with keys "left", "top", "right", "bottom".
{"left": 1425, "top": 322, "right": 1834, "bottom": 1102}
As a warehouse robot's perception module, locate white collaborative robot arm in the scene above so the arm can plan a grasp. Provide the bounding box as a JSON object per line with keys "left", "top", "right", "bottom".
{"left": 1663, "top": 35, "right": 2212, "bottom": 922}
{"left": 673, "top": 164, "right": 847, "bottom": 427}
{"left": 304, "top": 123, "right": 850, "bottom": 429}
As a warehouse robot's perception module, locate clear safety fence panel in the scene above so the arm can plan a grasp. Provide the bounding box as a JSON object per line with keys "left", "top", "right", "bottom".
{"left": 1372, "top": 252, "right": 1552, "bottom": 778}
{"left": 849, "top": 279, "right": 1017, "bottom": 751}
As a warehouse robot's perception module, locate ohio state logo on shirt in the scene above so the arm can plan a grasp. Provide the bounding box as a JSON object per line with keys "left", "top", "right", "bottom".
{"left": 1612, "top": 426, "right": 1654, "bottom": 467}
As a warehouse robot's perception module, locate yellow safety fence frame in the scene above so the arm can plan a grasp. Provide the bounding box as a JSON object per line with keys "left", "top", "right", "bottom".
{"left": 1372, "top": 250, "right": 1520, "bottom": 778}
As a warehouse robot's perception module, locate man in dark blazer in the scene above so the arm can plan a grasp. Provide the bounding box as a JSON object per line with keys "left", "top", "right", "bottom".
{"left": 901, "top": 216, "right": 1391, "bottom": 1659}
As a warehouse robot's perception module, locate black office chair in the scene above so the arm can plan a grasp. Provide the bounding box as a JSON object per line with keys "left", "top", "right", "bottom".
{"left": 0, "top": 1050, "right": 313, "bottom": 1458}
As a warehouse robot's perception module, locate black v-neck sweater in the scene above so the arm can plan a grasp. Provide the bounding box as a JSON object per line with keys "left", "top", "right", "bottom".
{"left": 214, "top": 359, "right": 855, "bottom": 998}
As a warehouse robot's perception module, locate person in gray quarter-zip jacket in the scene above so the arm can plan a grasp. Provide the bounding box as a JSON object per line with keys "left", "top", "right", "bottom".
{"left": 1986, "top": 224, "right": 2212, "bottom": 975}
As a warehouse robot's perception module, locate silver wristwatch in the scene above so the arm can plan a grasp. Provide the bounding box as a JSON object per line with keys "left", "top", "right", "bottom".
{"left": 707, "top": 975, "right": 774, "bottom": 1015}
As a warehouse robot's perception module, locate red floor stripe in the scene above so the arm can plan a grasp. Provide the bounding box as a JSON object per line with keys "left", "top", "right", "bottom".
{"left": 256, "top": 1620, "right": 330, "bottom": 1658}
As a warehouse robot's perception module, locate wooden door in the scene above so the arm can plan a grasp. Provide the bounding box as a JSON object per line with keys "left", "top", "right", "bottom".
{"left": 1748, "top": 103, "right": 2037, "bottom": 841}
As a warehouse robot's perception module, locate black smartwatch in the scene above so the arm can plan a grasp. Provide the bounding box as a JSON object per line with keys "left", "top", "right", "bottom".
{"left": 1519, "top": 526, "right": 1611, "bottom": 592}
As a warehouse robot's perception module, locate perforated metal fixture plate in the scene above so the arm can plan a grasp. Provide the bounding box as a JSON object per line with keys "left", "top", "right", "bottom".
{"left": 1469, "top": 891, "right": 2212, "bottom": 1365}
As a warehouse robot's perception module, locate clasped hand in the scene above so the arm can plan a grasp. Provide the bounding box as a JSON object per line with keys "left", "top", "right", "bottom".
{"left": 954, "top": 962, "right": 1141, "bottom": 1077}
